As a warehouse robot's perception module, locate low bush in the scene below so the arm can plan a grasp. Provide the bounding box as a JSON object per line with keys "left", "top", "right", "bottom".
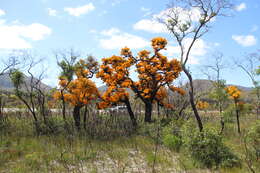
{"left": 185, "top": 129, "right": 240, "bottom": 168}
{"left": 222, "top": 105, "right": 235, "bottom": 123}
{"left": 244, "top": 120, "right": 260, "bottom": 172}
{"left": 163, "top": 134, "right": 182, "bottom": 151}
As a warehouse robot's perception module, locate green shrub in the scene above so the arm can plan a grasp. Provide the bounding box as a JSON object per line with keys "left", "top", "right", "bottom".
{"left": 163, "top": 134, "right": 182, "bottom": 151}
{"left": 222, "top": 105, "right": 235, "bottom": 123}
{"left": 245, "top": 120, "right": 260, "bottom": 161}
{"left": 185, "top": 129, "right": 240, "bottom": 168}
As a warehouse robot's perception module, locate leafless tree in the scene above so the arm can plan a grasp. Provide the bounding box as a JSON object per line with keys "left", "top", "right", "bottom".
{"left": 162, "top": 0, "right": 233, "bottom": 131}
{"left": 202, "top": 52, "right": 228, "bottom": 133}
{"left": 0, "top": 55, "right": 19, "bottom": 76}
{"left": 235, "top": 50, "right": 260, "bottom": 118}
{"left": 10, "top": 53, "right": 51, "bottom": 133}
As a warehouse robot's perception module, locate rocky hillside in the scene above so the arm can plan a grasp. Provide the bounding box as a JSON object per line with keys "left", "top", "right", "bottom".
{"left": 0, "top": 73, "right": 52, "bottom": 92}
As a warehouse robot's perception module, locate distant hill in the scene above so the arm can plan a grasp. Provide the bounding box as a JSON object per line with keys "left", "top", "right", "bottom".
{"left": 0, "top": 73, "right": 52, "bottom": 92}
{"left": 98, "top": 79, "right": 253, "bottom": 95}
{"left": 192, "top": 79, "right": 253, "bottom": 92}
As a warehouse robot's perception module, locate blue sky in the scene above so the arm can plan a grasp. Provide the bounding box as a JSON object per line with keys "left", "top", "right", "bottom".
{"left": 0, "top": 0, "right": 259, "bottom": 87}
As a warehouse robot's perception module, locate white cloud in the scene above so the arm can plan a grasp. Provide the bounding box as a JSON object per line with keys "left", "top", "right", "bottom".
{"left": 235, "top": 3, "right": 246, "bottom": 11}
{"left": 0, "top": 9, "right": 5, "bottom": 16}
{"left": 64, "top": 3, "right": 95, "bottom": 17}
{"left": 134, "top": 7, "right": 203, "bottom": 33}
{"left": 47, "top": 8, "right": 57, "bottom": 16}
{"left": 101, "top": 27, "right": 120, "bottom": 36}
{"left": 99, "top": 28, "right": 149, "bottom": 49}
{"left": 133, "top": 19, "right": 168, "bottom": 33}
{"left": 0, "top": 21, "right": 52, "bottom": 49}
{"left": 162, "top": 38, "right": 208, "bottom": 64}
{"left": 232, "top": 35, "right": 257, "bottom": 47}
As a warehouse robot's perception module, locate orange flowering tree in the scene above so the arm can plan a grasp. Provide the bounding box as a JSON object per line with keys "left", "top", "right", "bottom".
{"left": 97, "top": 37, "right": 184, "bottom": 122}
{"left": 197, "top": 101, "right": 209, "bottom": 110}
{"left": 56, "top": 53, "right": 78, "bottom": 121}
{"left": 54, "top": 57, "right": 99, "bottom": 129}
{"left": 225, "top": 85, "right": 242, "bottom": 133}
{"left": 96, "top": 53, "right": 137, "bottom": 126}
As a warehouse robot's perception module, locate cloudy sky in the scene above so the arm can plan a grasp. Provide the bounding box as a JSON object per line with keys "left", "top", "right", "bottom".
{"left": 0, "top": 0, "right": 259, "bottom": 87}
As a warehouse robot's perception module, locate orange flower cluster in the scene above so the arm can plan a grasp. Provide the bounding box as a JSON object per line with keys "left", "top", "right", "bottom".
{"left": 96, "top": 37, "right": 183, "bottom": 110}
{"left": 120, "top": 47, "right": 132, "bottom": 57}
{"left": 135, "top": 50, "right": 182, "bottom": 100}
{"left": 151, "top": 37, "right": 167, "bottom": 51}
{"left": 225, "top": 86, "right": 241, "bottom": 100}
{"left": 197, "top": 101, "right": 209, "bottom": 110}
{"left": 53, "top": 59, "right": 99, "bottom": 107}
{"left": 97, "top": 87, "right": 129, "bottom": 109}
{"left": 58, "top": 77, "right": 68, "bottom": 88}
{"left": 54, "top": 77, "right": 99, "bottom": 106}
{"left": 53, "top": 91, "right": 62, "bottom": 100}
{"left": 169, "top": 86, "right": 186, "bottom": 96}
{"left": 155, "top": 87, "right": 174, "bottom": 109}
{"left": 96, "top": 53, "right": 134, "bottom": 108}
{"left": 65, "top": 77, "right": 99, "bottom": 106}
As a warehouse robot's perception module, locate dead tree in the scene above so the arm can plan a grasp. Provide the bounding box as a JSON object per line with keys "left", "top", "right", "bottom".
{"left": 10, "top": 54, "right": 50, "bottom": 133}
{"left": 162, "top": 0, "right": 233, "bottom": 131}
{"left": 235, "top": 50, "right": 260, "bottom": 119}
{"left": 202, "top": 52, "right": 228, "bottom": 134}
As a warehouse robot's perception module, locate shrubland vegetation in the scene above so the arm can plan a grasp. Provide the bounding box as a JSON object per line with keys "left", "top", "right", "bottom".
{"left": 0, "top": 0, "right": 259, "bottom": 172}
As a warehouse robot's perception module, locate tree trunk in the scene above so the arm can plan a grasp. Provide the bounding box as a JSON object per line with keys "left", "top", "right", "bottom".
{"left": 144, "top": 101, "right": 153, "bottom": 122}
{"left": 183, "top": 67, "right": 203, "bottom": 131}
{"left": 219, "top": 103, "right": 225, "bottom": 134}
{"left": 83, "top": 105, "right": 88, "bottom": 130}
{"left": 254, "top": 84, "right": 259, "bottom": 119}
{"left": 157, "top": 101, "right": 160, "bottom": 118}
{"left": 61, "top": 90, "right": 66, "bottom": 121}
{"left": 124, "top": 99, "right": 137, "bottom": 127}
{"left": 73, "top": 105, "right": 81, "bottom": 130}
{"left": 235, "top": 103, "right": 241, "bottom": 134}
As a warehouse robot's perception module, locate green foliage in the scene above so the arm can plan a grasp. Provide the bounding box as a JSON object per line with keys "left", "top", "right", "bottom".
{"left": 185, "top": 129, "right": 240, "bottom": 168}
{"left": 57, "top": 57, "right": 76, "bottom": 81}
{"left": 10, "top": 69, "right": 24, "bottom": 89}
{"left": 209, "top": 80, "right": 229, "bottom": 110}
{"left": 163, "top": 134, "right": 182, "bottom": 151}
{"left": 256, "top": 66, "right": 260, "bottom": 75}
{"left": 222, "top": 104, "right": 235, "bottom": 123}
{"left": 245, "top": 120, "right": 260, "bottom": 160}
{"left": 161, "top": 119, "right": 185, "bottom": 151}
{"left": 241, "top": 103, "right": 254, "bottom": 114}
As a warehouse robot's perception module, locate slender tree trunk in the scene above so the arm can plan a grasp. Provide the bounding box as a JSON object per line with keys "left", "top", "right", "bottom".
{"left": 157, "top": 101, "right": 160, "bottom": 119}
{"left": 39, "top": 95, "right": 47, "bottom": 125}
{"left": 144, "top": 101, "right": 153, "bottom": 122}
{"left": 124, "top": 99, "right": 137, "bottom": 127}
{"left": 183, "top": 67, "right": 203, "bottom": 131}
{"left": 219, "top": 103, "right": 225, "bottom": 134}
{"left": 61, "top": 90, "right": 66, "bottom": 121}
{"left": 83, "top": 105, "right": 88, "bottom": 130}
{"left": 73, "top": 105, "right": 81, "bottom": 130}
{"left": 256, "top": 89, "right": 260, "bottom": 119}
{"left": 235, "top": 103, "right": 241, "bottom": 134}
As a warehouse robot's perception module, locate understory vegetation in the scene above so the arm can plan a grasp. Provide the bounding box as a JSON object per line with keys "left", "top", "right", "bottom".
{"left": 0, "top": 110, "right": 259, "bottom": 173}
